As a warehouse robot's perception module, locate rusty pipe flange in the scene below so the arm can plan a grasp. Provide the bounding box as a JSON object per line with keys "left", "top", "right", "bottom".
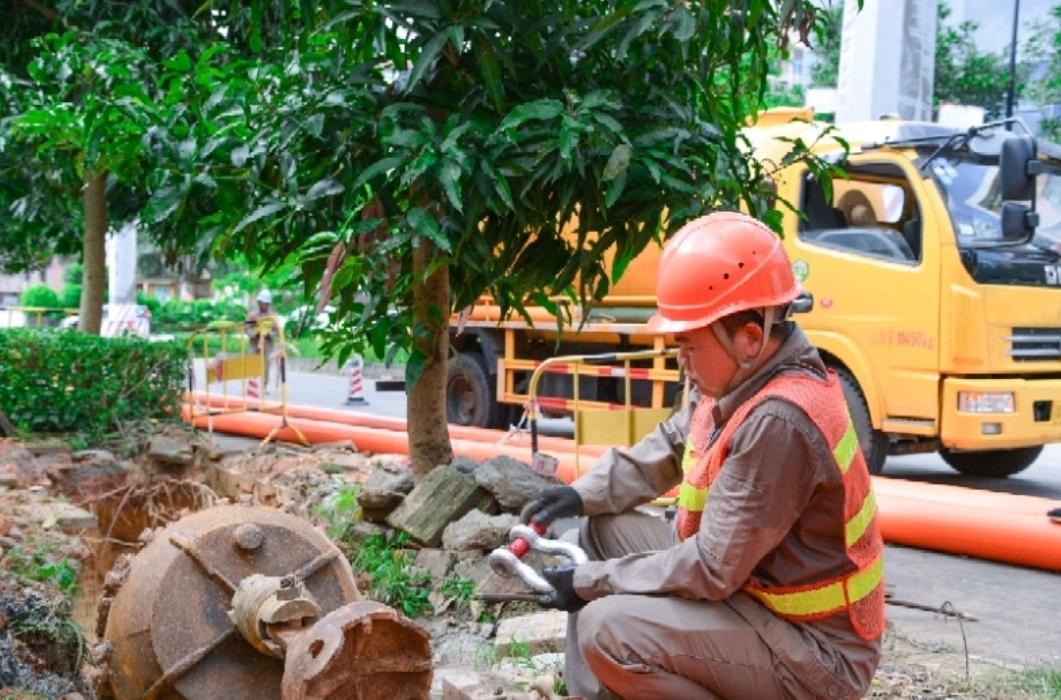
{"left": 102, "top": 504, "right": 361, "bottom": 700}
{"left": 229, "top": 574, "right": 321, "bottom": 658}
{"left": 281, "top": 601, "right": 432, "bottom": 700}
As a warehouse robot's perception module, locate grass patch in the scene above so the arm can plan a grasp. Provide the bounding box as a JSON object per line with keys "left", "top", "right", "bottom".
{"left": 351, "top": 532, "right": 433, "bottom": 618}
{"left": 947, "top": 668, "right": 1061, "bottom": 699}
{"left": 4, "top": 544, "right": 80, "bottom": 595}
{"left": 315, "top": 483, "right": 362, "bottom": 541}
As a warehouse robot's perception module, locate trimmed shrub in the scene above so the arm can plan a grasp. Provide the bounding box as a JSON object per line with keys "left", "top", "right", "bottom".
{"left": 153, "top": 298, "right": 246, "bottom": 331}
{"left": 20, "top": 284, "right": 61, "bottom": 309}
{"left": 0, "top": 329, "right": 186, "bottom": 437}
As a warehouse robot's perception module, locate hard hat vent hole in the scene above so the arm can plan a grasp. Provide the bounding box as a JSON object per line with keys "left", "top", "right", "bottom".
{"left": 723, "top": 273, "right": 730, "bottom": 280}
{"left": 309, "top": 639, "right": 325, "bottom": 658}
{"left": 738, "top": 262, "right": 745, "bottom": 268}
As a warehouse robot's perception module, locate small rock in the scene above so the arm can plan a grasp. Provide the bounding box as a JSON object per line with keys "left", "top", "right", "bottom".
{"left": 32, "top": 503, "right": 98, "bottom": 533}
{"left": 73, "top": 448, "right": 119, "bottom": 464}
{"left": 358, "top": 463, "right": 415, "bottom": 515}
{"left": 474, "top": 456, "right": 559, "bottom": 512}
{"left": 442, "top": 511, "right": 518, "bottom": 551}
{"left": 451, "top": 456, "right": 479, "bottom": 475}
{"left": 0, "top": 461, "right": 18, "bottom": 488}
{"left": 148, "top": 435, "right": 194, "bottom": 468}
{"left": 346, "top": 521, "right": 389, "bottom": 547}
{"left": 415, "top": 548, "right": 457, "bottom": 579}
{"left": 0, "top": 536, "right": 17, "bottom": 550}
{"left": 495, "top": 610, "right": 568, "bottom": 655}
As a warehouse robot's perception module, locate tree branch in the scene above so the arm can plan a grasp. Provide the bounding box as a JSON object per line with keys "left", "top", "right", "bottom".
{"left": 20, "top": 0, "right": 60, "bottom": 22}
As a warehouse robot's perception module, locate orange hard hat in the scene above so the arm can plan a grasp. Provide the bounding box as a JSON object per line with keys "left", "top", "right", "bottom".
{"left": 646, "top": 211, "right": 800, "bottom": 334}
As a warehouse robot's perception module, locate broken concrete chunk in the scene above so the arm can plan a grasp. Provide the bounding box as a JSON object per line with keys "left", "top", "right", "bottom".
{"left": 441, "top": 670, "right": 521, "bottom": 700}
{"left": 386, "top": 465, "right": 492, "bottom": 546}
{"left": 415, "top": 548, "right": 457, "bottom": 579}
{"left": 442, "top": 510, "right": 518, "bottom": 551}
{"left": 32, "top": 503, "right": 98, "bottom": 533}
{"left": 357, "top": 463, "right": 414, "bottom": 511}
{"left": 495, "top": 610, "right": 568, "bottom": 656}
{"left": 474, "top": 455, "right": 560, "bottom": 512}
{"left": 148, "top": 435, "right": 194, "bottom": 468}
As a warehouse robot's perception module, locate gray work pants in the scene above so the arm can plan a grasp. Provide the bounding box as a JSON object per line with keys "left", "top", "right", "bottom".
{"left": 564, "top": 511, "right": 810, "bottom": 700}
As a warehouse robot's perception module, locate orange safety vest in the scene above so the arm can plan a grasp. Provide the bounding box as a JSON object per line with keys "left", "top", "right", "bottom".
{"left": 675, "top": 371, "right": 885, "bottom": 641}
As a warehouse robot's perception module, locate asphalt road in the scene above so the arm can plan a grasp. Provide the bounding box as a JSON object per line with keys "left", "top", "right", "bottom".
{"left": 222, "top": 368, "right": 1061, "bottom": 670}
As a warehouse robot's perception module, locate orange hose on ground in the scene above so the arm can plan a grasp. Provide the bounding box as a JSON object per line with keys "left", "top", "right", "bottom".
{"left": 182, "top": 405, "right": 1059, "bottom": 572}
{"left": 871, "top": 477, "right": 1053, "bottom": 517}
{"left": 187, "top": 392, "right": 609, "bottom": 457}
{"left": 188, "top": 410, "right": 598, "bottom": 481}
{"left": 874, "top": 487, "right": 1061, "bottom": 571}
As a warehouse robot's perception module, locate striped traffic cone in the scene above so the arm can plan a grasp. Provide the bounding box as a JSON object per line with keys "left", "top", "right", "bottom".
{"left": 345, "top": 356, "right": 368, "bottom": 406}
{"left": 247, "top": 376, "right": 261, "bottom": 402}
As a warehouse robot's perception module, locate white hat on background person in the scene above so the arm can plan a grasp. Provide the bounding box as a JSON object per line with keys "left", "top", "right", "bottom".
{"left": 257, "top": 289, "right": 273, "bottom": 304}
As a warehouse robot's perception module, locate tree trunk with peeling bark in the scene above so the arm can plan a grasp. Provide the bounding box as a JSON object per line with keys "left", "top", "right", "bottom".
{"left": 407, "top": 239, "right": 454, "bottom": 479}
{"left": 78, "top": 171, "right": 106, "bottom": 335}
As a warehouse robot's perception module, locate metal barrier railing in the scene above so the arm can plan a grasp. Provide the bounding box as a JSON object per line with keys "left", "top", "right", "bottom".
{"left": 184, "top": 317, "right": 308, "bottom": 447}
{"left": 525, "top": 348, "right": 681, "bottom": 478}
{"left": 0, "top": 305, "right": 79, "bottom": 328}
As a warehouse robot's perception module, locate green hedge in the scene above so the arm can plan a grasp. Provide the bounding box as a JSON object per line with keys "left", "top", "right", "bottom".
{"left": 152, "top": 298, "right": 246, "bottom": 331}
{"left": 0, "top": 329, "right": 186, "bottom": 437}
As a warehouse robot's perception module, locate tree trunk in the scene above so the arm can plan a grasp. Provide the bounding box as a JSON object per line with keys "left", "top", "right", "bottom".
{"left": 78, "top": 171, "right": 107, "bottom": 335}
{"left": 407, "top": 239, "right": 454, "bottom": 479}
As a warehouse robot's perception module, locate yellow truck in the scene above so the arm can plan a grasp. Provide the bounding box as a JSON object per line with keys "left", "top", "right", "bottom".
{"left": 447, "top": 113, "right": 1061, "bottom": 477}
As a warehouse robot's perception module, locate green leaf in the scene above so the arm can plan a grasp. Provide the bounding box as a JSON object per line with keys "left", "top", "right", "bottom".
{"left": 233, "top": 202, "right": 286, "bottom": 234}
{"left": 306, "top": 178, "right": 343, "bottom": 201}
{"left": 605, "top": 169, "right": 627, "bottom": 208}
{"left": 407, "top": 208, "right": 451, "bottom": 252}
{"left": 602, "top": 144, "right": 632, "bottom": 181}
{"left": 353, "top": 156, "right": 405, "bottom": 189}
{"left": 438, "top": 160, "right": 463, "bottom": 213}
{"left": 475, "top": 39, "right": 503, "bottom": 110}
{"left": 163, "top": 50, "right": 192, "bottom": 73}
{"left": 499, "top": 99, "right": 565, "bottom": 130}
{"left": 231, "top": 145, "right": 249, "bottom": 167}
{"left": 406, "top": 30, "right": 450, "bottom": 93}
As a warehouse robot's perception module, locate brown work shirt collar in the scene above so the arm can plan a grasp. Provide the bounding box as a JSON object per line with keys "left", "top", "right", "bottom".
{"left": 709, "top": 323, "right": 828, "bottom": 430}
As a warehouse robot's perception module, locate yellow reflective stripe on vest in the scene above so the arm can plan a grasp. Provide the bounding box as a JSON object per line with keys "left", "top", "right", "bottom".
{"left": 681, "top": 440, "right": 697, "bottom": 473}
{"left": 748, "top": 553, "right": 884, "bottom": 618}
{"left": 678, "top": 483, "right": 708, "bottom": 512}
{"left": 845, "top": 489, "right": 877, "bottom": 547}
{"left": 833, "top": 419, "right": 859, "bottom": 474}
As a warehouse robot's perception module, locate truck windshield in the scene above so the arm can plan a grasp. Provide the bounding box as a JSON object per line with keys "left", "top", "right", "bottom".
{"left": 927, "top": 154, "right": 1061, "bottom": 248}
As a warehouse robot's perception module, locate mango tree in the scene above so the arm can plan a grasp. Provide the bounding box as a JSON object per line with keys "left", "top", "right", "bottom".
{"left": 216, "top": 0, "right": 844, "bottom": 478}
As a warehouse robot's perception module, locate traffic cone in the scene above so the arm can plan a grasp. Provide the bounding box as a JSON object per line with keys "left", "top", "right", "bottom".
{"left": 345, "top": 356, "right": 368, "bottom": 406}
{"left": 247, "top": 376, "right": 261, "bottom": 401}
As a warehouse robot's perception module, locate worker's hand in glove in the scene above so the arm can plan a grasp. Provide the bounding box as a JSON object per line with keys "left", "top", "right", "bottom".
{"left": 520, "top": 486, "right": 583, "bottom": 528}
{"left": 537, "top": 565, "right": 586, "bottom": 613}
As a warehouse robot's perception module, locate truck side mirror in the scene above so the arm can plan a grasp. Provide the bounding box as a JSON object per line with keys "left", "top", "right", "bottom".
{"left": 999, "top": 135, "right": 1040, "bottom": 201}
{"left": 791, "top": 292, "right": 814, "bottom": 314}
{"left": 1001, "top": 202, "right": 1039, "bottom": 241}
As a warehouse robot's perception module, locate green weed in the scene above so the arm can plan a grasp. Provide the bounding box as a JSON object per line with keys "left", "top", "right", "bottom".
{"left": 316, "top": 483, "right": 362, "bottom": 541}
{"left": 947, "top": 668, "right": 1061, "bottom": 699}
{"left": 5, "top": 544, "right": 80, "bottom": 594}
{"left": 437, "top": 576, "right": 475, "bottom": 613}
{"left": 351, "top": 532, "right": 433, "bottom": 617}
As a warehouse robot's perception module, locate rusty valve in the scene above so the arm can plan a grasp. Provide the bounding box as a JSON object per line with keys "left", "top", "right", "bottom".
{"left": 96, "top": 504, "right": 432, "bottom": 700}
{"left": 488, "top": 523, "right": 588, "bottom": 593}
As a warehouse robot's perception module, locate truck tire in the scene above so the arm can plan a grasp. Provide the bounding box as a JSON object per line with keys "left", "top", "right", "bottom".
{"left": 836, "top": 369, "right": 888, "bottom": 475}
{"left": 939, "top": 445, "right": 1043, "bottom": 478}
{"left": 446, "top": 352, "right": 508, "bottom": 429}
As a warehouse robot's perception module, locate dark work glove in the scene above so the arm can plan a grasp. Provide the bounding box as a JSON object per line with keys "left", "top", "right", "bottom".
{"left": 519, "top": 486, "right": 584, "bottom": 527}
{"left": 537, "top": 565, "right": 587, "bottom": 613}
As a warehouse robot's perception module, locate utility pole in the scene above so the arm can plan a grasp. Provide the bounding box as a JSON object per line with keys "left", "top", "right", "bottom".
{"left": 1006, "top": 0, "right": 1021, "bottom": 120}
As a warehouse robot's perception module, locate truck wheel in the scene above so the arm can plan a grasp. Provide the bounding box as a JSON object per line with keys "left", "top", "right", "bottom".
{"left": 939, "top": 446, "right": 1043, "bottom": 478}
{"left": 446, "top": 352, "right": 507, "bottom": 428}
{"left": 836, "top": 369, "right": 888, "bottom": 475}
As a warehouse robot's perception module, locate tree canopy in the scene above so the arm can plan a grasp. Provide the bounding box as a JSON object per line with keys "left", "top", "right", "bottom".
{"left": 3, "top": 0, "right": 845, "bottom": 475}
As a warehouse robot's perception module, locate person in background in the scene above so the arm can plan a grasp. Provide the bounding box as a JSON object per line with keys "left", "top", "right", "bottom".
{"left": 246, "top": 289, "right": 280, "bottom": 392}
{"left": 521, "top": 211, "right": 884, "bottom": 699}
